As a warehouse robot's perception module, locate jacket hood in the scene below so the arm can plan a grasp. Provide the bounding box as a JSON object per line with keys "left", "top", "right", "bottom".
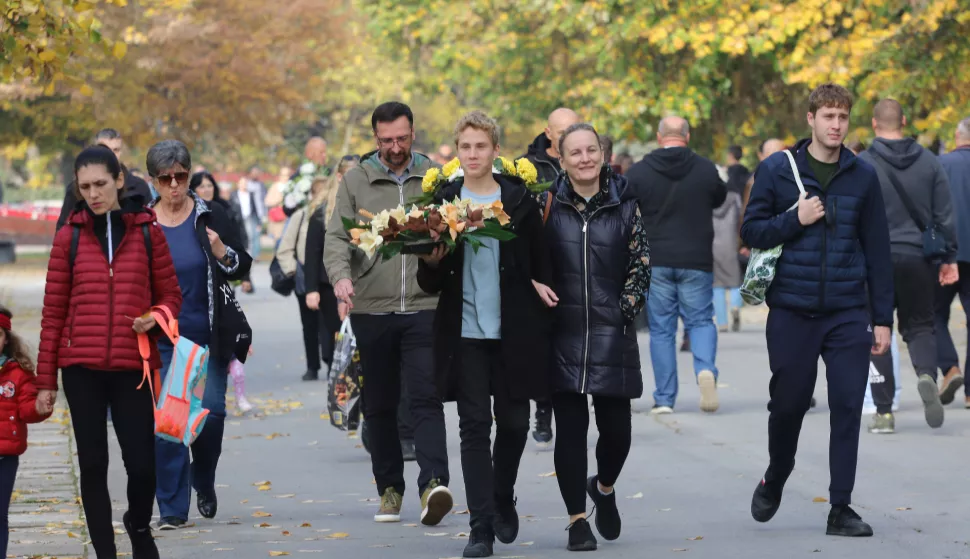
{"left": 643, "top": 146, "right": 698, "bottom": 180}
{"left": 553, "top": 167, "right": 634, "bottom": 205}
{"left": 526, "top": 132, "right": 554, "bottom": 160}
{"left": 869, "top": 137, "right": 923, "bottom": 170}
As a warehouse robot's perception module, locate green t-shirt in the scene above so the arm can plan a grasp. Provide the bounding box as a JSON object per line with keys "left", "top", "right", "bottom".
{"left": 806, "top": 150, "right": 840, "bottom": 191}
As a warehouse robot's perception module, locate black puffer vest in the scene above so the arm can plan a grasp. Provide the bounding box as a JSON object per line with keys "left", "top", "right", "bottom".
{"left": 545, "top": 173, "right": 643, "bottom": 398}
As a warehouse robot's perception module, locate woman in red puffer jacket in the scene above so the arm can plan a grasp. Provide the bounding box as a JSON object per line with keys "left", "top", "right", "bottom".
{"left": 37, "top": 145, "right": 182, "bottom": 559}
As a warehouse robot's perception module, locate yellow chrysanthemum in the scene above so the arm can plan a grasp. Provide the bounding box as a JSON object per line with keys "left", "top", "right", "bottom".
{"left": 422, "top": 168, "right": 439, "bottom": 193}
{"left": 442, "top": 157, "right": 461, "bottom": 178}
{"left": 497, "top": 156, "right": 516, "bottom": 176}
{"left": 515, "top": 158, "right": 538, "bottom": 185}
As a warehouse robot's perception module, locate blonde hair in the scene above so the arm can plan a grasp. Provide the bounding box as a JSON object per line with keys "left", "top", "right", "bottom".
{"left": 453, "top": 110, "right": 500, "bottom": 147}
{"left": 312, "top": 158, "right": 360, "bottom": 222}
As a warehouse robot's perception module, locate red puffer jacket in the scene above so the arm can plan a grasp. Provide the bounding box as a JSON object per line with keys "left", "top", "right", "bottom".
{"left": 0, "top": 360, "right": 50, "bottom": 456}
{"left": 37, "top": 205, "right": 183, "bottom": 390}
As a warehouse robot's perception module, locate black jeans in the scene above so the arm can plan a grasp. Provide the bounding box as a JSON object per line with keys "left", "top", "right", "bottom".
{"left": 764, "top": 308, "right": 871, "bottom": 505}
{"left": 936, "top": 261, "right": 970, "bottom": 395}
{"left": 317, "top": 287, "right": 341, "bottom": 369}
{"left": 456, "top": 339, "right": 530, "bottom": 529}
{"left": 63, "top": 367, "right": 155, "bottom": 558}
{"left": 552, "top": 392, "right": 632, "bottom": 515}
{"left": 0, "top": 456, "right": 18, "bottom": 558}
{"left": 351, "top": 311, "right": 448, "bottom": 496}
{"left": 298, "top": 293, "right": 339, "bottom": 371}
{"left": 871, "top": 254, "right": 938, "bottom": 412}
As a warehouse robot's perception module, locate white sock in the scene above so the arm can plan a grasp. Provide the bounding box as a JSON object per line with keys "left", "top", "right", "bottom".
{"left": 598, "top": 485, "right": 613, "bottom": 496}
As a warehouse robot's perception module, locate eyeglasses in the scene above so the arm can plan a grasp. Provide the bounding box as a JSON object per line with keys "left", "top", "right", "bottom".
{"left": 155, "top": 172, "right": 190, "bottom": 186}
{"left": 377, "top": 135, "right": 411, "bottom": 148}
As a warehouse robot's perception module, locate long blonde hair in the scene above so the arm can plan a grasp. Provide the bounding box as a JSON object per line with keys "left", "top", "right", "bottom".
{"left": 311, "top": 158, "right": 359, "bottom": 222}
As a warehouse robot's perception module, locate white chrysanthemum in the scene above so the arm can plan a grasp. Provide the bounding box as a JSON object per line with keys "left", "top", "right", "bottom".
{"left": 300, "top": 162, "right": 316, "bottom": 175}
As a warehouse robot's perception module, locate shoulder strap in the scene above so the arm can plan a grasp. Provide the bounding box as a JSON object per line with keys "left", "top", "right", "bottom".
{"left": 143, "top": 224, "right": 154, "bottom": 299}
{"left": 542, "top": 191, "right": 553, "bottom": 225}
{"left": 69, "top": 225, "right": 80, "bottom": 269}
{"left": 869, "top": 153, "right": 927, "bottom": 232}
{"left": 783, "top": 150, "right": 807, "bottom": 211}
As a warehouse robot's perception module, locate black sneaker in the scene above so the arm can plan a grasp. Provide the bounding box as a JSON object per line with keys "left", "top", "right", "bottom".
{"left": 401, "top": 439, "right": 417, "bottom": 462}
{"left": 533, "top": 404, "right": 553, "bottom": 445}
{"left": 493, "top": 495, "right": 519, "bottom": 544}
{"left": 751, "top": 478, "right": 784, "bottom": 523}
{"left": 123, "top": 512, "right": 159, "bottom": 559}
{"left": 156, "top": 516, "right": 185, "bottom": 531}
{"left": 197, "top": 489, "right": 218, "bottom": 519}
{"left": 566, "top": 518, "right": 597, "bottom": 552}
{"left": 302, "top": 370, "right": 319, "bottom": 381}
{"left": 462, "top": 526, "right": 495, "bottom": 558}
{"left": 586, "top": 476, "right": 621, "bottom": 540}
{"left": 826, "top": 505, "right": 873, "bottom": 537}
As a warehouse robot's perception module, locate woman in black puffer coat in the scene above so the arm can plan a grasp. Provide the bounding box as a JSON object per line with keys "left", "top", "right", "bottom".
{"left": 540, "top": 123, "right": 650, "bottom": 552}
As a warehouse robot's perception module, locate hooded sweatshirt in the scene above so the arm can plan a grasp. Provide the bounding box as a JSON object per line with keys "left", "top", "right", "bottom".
{"left": 626, "top": 146, "right": 726, "bottom": 271}
{"left": 519, "top": 133, "right": 562, "bottom": 184}
{"left": 858, "top": 138, "right": 957, "bottom": 262}
{"left": 940, "top": 147, "right": 970, "bottom": 262}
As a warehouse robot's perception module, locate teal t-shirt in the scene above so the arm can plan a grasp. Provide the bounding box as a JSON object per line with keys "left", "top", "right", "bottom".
{"left": 460, "top": 186, "right": 502, "bottom": 340}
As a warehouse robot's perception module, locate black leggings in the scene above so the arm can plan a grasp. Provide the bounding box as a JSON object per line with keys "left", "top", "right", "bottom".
{"left": 297, "top": 288, "right": 340, "bottom": 371}
{"left": 552, "top": 392, "right": 632, "bottom": 515}
{"left": 0, "top": 456, "right": 18, "bottom": 558}
{"left": 63, "top": 367, "right": 155, "bottom": 559}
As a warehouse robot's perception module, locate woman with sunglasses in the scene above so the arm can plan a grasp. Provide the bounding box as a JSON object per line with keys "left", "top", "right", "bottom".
{"left": 145, "top": 140, "right": 253, "bottom": 530}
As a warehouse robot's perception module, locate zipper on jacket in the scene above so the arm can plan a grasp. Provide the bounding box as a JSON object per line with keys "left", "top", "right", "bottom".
{"left": 399, "top": 183, "right": 406, "bottom": 312}
{"left": 105, "top": 266, "right": 114, "bottom": 368}
{"left": 817, "top": 167, "right": 843, "bottom": 311}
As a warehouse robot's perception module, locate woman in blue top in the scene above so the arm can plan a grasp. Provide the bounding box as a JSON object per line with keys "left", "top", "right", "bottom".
{"left": 145, "top": 141, "right": 253, "bottom": 530}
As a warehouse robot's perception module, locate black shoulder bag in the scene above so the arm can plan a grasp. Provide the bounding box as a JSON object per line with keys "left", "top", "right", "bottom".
{"left": 870, "top": 155, "right": 946, "bottom": 259}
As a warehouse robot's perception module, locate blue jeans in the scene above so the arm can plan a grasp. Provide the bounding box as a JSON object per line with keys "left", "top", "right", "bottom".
{"left": 712, "top": 287, "right": 742, "bottom": 327}
{"left": 245, "top": 216, "right": 262, "bottom": 261}
{"left": 155, "top": 342, "right": 228, "bottom": 520}
{"left": 649, "top": 267, "right": 719, "bottom": 408}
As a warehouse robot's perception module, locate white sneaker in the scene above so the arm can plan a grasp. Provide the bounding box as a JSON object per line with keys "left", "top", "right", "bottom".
{"left": 651, "top": 405, "right": 674, "bottom": 415}
{"left": 698, "top": 370, "right": 719, "bottom": 413}
{"left": 237, "top": 397, "right": 254, "bottom": 413}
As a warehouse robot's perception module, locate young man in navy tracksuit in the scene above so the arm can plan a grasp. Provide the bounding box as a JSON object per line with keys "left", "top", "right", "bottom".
{"left": 741, "top": 83, "right": 894, "bottom": 537}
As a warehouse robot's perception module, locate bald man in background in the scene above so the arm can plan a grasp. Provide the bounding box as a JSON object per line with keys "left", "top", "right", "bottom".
{"left": 858, "top": 99, "right": 959, "bottom": 432}
{"left": 521, "top": 108, "right": 582, "bottom": 184}
{"left": 627, "top": 116, "right": 727, "bottom": 414}
{"left": 519, "top": 107, "right": 582, "bottom": 447}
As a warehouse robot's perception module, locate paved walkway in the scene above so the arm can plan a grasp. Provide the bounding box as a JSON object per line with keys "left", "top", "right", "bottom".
{"left": 3, "top": 264, "right": 970, "bottom": 559}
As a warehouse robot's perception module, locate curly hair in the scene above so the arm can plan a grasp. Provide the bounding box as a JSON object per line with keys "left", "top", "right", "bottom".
{"left": 0, "top": 306, "right": 35, "bottom": 373}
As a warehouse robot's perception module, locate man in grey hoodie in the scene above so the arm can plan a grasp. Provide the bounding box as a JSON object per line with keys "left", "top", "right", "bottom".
{"left": 935, "top": 117, "right": 970, "bottom": 410}
{"left": 858, "top": 99, "right": 959, "bottom": 432}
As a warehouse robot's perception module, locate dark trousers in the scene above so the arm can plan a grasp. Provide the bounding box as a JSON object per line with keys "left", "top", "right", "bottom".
{"left": 63, "top": 367, "right": 156, "bottom": 558}
{"left": 297, "top": 295, "right": 327, "bottom": 371}
{"left": 456, "top": 339, "right": 530, "bottom": 529}
{"left": 552, "top": 392, "right": 632, "bottom": 515}
{"left": 351, "top": 311, "right": 448, "bottom": 496}
{"left": 0, "top": 456, "right": 18, "bottom": 558}
{"left": 317, "top": 286, "right": 342, "bottom": 369}
{"left": 935, "top": 261, "right": 970, "bottom": 396}
{"left": 764, "top": 307, "right": 871, "bottom": 506}
{"left": 871, "top": 254, "right": 939, "bottom": 412}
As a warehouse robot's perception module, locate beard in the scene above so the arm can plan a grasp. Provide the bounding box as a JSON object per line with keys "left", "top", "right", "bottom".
{"left": 381, "top": 147, "right": 411, "bottom": 167}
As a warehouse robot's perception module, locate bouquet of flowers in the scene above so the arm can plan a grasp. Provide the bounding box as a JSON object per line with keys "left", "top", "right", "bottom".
{"left": 282, "top": 161, "right": 330, "bottom": 210}
{"left": 412, "top": 156, "right": 550, "bottom": 206}
{"left": 343, "top": 198, "right": 515, "bottom": 260}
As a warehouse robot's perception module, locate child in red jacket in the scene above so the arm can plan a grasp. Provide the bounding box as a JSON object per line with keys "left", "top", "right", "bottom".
{"left": 0, "top": 306, "right": 51, "bottom": 557}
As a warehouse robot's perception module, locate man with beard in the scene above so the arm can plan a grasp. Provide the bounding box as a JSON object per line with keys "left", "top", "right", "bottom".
{"left": 520, "top": 107, "right": 580, "bottom": 447}
{"left": 324, "top": 102, "right": 453, "bottom": 527}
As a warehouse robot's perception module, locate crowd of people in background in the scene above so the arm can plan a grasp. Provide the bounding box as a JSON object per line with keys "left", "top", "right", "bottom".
{"left": 3, "top": 79, "right": 970, "bottom": 559}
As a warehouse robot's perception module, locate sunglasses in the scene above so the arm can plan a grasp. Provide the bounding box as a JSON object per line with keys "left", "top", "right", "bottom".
{"left": 155, "top": 172, "right": 190, "bottom": 186}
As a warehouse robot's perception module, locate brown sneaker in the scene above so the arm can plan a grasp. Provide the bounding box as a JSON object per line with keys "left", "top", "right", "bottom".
{"left": 939, "top": 367, "right": 965, "bottom": 405}
{"left": 374, "top": 487, "right": 402, "bottom": 523}
{"left": 965, "top": 396, "right": 970, "bottom": 409}
{"left": 419, "top": 479, "right": 453, "bottom": 526}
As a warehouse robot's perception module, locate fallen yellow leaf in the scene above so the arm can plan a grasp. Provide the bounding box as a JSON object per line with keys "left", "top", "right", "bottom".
{"left": 269, "top": 552, "right": 290, "bottom": 557}
{"left": 812, "top": 497, "right": 828, "bottom": 503}
{"left": 688, "top": 536, "right": 703, "bottom": 541}
{"left": 320, "top": 414, "right": 330, "bottom": 420}
{"left": 300, "top": 523, "right": 312, "bottom": 528}
{"left": 257, "top": 522, "right": 273, "bottom": 528}
{"left": 326, "top": 532, "right": 350, "bottom": 539}
{"left": 626, "top": 492, "right": 644, "bottom": 499}
{"left": 253, "top": 511, "right": 273, "bottom": 518}
{"left": 258, "top": 485, "right": 272, "bottom": 491}
{"left": 253, "top": 481, "right": 272, "bottom": 486}
{"left": 539, "top": 471, "right": 557, "bottom": 478}
{"left": 282, "top": 531, "right": 291, "bottom": 536}
{"left": 896, "top": 507, "right": 912, "bottom": 511}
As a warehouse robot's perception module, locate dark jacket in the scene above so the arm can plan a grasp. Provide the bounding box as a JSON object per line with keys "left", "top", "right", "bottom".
{"left": 545, "top": 172, "right": 642, "bottom": 399}
{"left": 726, "top": 163, "right": 750, "bottom": 195}
{"left": 417, "top": 176, "right": 551, "bottom": 402}
{"left": 857, "top": 138, "right": 957, "bottom": 262}
{"left": 148, "top": 193, "right": 253, "bottom": 363}
{"left": 626, "top": 147, "right": 727, "bottom": 272}
{"left": 211, "top": 196, "right": 249, "bottom": 250}
{"left": 940, "top": 146, "right": 970, "bottom": 263}
{"left": 37, "top": 201, "right": 183, "bottom": 389}
{"left": 55, "top": 165, "right": 153, "bottom": 232}
{"left": 520, "top": 133, "right": 562, "bottom": 184}
{"left": 304, "top": 203, "right": 331, "bottom": 289}
{"left": 741, "top": 139, "right": 894, "bottom": 326}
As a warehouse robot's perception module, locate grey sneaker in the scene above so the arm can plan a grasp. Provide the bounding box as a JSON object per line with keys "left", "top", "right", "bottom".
{"left": 374, "top": 487, "right": 403, "bottom": 523}
{"left": 867, "top": 413, "right": 895, "bottom": 434}
{"left": 917, "top": 374, "right": 944, "bottom": 428}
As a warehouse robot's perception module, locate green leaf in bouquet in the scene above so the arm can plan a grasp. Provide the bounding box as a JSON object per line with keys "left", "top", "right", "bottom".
{"left": 465, "top": 235, "right": 485, "bottom": 253}
{"left": 526, "top": 180, "right": 553, "bottom": 195}
{"left": 342, "top": 216, "right": 364, "bottom": 232}
{"left": 378, "top": 242, "right": 405, "bottom": 261}
{"left": 406, "top": 191, "right": 437, "bottom": 207}
{"left": 468, "top": 220, "right": 517, "bottom": 242}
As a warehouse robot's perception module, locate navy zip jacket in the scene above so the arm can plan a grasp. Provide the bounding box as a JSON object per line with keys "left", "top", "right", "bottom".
{"left": 741, "top": 139, "right": 894, "bottom": 327}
